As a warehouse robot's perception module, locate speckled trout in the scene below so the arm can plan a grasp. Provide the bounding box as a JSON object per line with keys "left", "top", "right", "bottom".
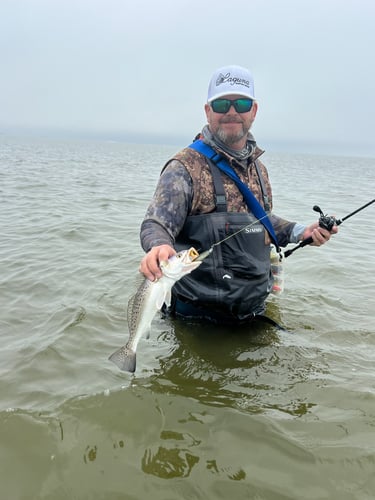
{"left": 109, "top": 248, "right": 202, "bottom": 372}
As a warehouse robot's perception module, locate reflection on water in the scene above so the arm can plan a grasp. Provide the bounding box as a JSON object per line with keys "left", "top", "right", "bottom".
{"left": 142, "top": 445, "right": 200, "bottom": 479}
{"left": 141, "top": 310, "right": 322, "bottom": 419}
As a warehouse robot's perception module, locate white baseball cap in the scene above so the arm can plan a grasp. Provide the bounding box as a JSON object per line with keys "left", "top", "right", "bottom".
{"left": 207, "top": 65, "right": 255, "bottom": 103}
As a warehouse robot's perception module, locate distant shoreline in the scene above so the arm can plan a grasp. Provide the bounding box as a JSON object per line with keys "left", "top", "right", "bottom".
{"left": 1, "top": 126, "right": 374, "bottom": 159}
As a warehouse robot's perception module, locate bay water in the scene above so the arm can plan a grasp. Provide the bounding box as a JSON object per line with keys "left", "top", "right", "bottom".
{"left": 1, "top": 135, "right": 374, "bottom": 499}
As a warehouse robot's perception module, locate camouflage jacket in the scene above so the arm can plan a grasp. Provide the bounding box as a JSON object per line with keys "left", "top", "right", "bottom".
{"left": 172, "top": 146, "right": 271, "bottom": 214}
{"left": 140, "top": 142, "right": 298, "bottom": 251}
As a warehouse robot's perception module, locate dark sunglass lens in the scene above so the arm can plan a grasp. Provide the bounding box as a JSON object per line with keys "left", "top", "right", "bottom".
{"left": 211, "top": 98, "right": 253, "bottom": 113}
{"left": 211, "top": 99, "right": 230, "bottom": 113}
{"left": 233, "top": 99, "right": 253, "bottom": 113}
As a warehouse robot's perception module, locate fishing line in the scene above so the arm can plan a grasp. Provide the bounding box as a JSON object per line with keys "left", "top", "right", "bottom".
{"left": 195, "top": 214, "right": 272, "bottom": 261}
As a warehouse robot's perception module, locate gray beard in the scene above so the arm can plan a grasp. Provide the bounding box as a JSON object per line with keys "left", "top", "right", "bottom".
{"left": 202, "top": 125, "right": 254, "bottom": 161}
{"left": 215, "top": 126, "right": 247, "bottom": 146}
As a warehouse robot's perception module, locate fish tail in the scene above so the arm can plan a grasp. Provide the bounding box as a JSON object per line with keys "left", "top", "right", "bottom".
{"left": 108, "top": 347, "right": 136, "bottom": 373}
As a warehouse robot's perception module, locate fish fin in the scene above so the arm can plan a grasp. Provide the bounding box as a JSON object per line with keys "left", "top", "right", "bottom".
{"left": 155, "top": 288, "right": 168, "bottom": 310}
{"left": 108, "top": 347, "right": 136, "bottom": 373}
{"left": 164, "top": 289, "right": 172, "bottom": 308}
{"left": 155, "top": 285, "right": 172, "bottom": 309}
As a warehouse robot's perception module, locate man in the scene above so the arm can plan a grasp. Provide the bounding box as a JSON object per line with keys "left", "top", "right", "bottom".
{"left": 139, "top": 65, "right": 337, "bottom": 323}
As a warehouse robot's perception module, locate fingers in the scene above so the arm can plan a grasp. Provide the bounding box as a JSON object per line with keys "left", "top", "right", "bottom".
{"left": 303, "top": 219, "right": 339, "bottom": 247}
{"left": 310, "top": 227, "right": 331, "bottom": 246}
{"left": 139, "top": 245, "right": 176, "bottom": 281}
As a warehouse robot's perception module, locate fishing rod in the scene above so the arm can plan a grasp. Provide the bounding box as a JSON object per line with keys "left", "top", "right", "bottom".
{"left": 195, "top": 198, "right": 374, "bottom": 262}
{"left": 284, "top": 198, "right": 375, "bottom": 258}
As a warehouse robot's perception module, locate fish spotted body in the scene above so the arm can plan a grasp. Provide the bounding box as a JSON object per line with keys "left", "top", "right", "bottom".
{"left": 109, "top": 248, "right": 201, "bottom": 372}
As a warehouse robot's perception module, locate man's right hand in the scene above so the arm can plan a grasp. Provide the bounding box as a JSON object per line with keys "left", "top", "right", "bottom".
{"left": 139, "top": 244, "right": 176, "bottom": 281}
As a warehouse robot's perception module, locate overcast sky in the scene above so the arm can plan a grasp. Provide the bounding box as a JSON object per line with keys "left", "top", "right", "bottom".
{"left": 1, "top": 0, "right": 374, "bottom": 156}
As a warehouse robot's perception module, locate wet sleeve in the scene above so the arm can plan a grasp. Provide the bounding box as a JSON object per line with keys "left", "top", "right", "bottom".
{"left": 140, "top": 161, "right": 193, "bottom": 253}
{"left": 270, "top": 214, "right": 305, "bottom": 247}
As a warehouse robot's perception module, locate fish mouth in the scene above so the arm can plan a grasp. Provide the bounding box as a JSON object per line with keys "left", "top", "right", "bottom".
{"left": 162, "top": 247, "right": 202, "bottom": 278}
{"left": 187, "top": 247, "right": 199, "bottom": 261}
{"left": 175, "top": 247, "right": 200, "bottom": 264}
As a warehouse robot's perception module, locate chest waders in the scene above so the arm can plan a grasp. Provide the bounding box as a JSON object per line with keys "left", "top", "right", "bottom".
{"left": 170, "top": 141, "right": 283, "bottom": 326}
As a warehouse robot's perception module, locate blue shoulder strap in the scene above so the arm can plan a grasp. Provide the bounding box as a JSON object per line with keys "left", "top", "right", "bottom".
{"left": 189, "top": 140, "right": 279, "bottom": 250}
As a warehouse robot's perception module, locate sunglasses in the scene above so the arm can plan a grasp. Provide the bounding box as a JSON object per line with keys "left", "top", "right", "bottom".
{"left": 210, "top": 98, "right": 254, "bottom": 114}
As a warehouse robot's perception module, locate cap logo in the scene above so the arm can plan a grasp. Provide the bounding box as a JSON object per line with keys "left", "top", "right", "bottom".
{"left": 216, "top": 72, "right": 250, "bottom": 89}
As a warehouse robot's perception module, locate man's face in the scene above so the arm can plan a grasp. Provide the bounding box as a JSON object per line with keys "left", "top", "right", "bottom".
{"left": 205, "top": 94, "right": 258, "bottom": 150}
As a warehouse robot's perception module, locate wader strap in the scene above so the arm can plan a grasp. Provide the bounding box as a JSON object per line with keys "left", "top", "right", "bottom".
{"left": 188, "top": 140, "right": 279, "bottom": 250}
{"left": 207, "top": 160, "right": 227, "bottom": 212}
{"left": 210, "top": 157, "right": 270, "bottom": 213}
